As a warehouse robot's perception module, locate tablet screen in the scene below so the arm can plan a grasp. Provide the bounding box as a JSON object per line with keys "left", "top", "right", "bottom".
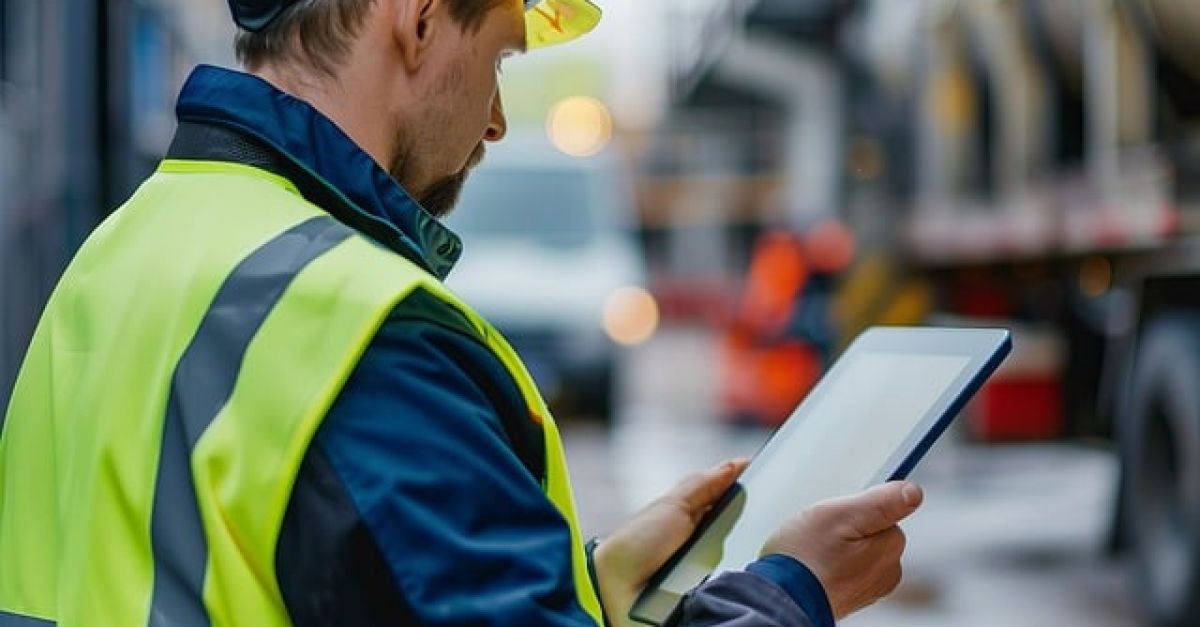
{"left": 658, "top": 351, "right": 971, "bottom": 595}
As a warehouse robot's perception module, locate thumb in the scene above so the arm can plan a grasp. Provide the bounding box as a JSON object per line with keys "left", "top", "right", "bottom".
{"left": 660, "top": 458, "right": 749, "bottom": 522}
{"left": 827, "top": 481, "right": 923, "bottom": 538}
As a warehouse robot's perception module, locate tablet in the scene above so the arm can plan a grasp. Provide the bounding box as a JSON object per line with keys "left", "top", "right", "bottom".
{"left": 630, "top": 326, "right": 1011, "bottom": 625}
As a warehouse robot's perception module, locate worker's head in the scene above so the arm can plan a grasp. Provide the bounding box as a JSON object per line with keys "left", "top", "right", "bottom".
{"left": 227, "top": 0, "right": 598, "bottom": 217}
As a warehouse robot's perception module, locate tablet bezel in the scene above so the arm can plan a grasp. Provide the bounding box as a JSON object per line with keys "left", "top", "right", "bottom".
{"left": 629, "top": 326, "right": 1011, "bottom": 625}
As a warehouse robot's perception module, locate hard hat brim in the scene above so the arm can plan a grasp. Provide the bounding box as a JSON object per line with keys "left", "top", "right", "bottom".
{"left": 525, "top": 0, "right": 602, "bottom": 49}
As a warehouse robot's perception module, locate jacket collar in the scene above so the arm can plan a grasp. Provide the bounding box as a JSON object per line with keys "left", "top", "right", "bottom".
{"left": 174, "top": 64, "right": 462, "bottom": 279}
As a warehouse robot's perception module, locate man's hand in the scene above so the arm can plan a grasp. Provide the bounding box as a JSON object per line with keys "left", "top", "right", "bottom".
{"left": 593, "top": 458, "right": 749, "bottom": 627}
{"left": 762, "top": 481, "right": 924, "bottom": 619}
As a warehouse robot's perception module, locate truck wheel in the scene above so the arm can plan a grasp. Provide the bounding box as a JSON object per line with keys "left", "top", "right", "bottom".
{"left": 1122, "top": 313, "right": 1200, "bottom": 627}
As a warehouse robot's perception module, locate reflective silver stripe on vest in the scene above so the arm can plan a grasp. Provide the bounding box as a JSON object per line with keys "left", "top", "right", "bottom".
{"left": 0, "top": 610, "right": 55, "bottom": 626}
{"left": 148, "top": 216, "right": 352, "bottom": 627}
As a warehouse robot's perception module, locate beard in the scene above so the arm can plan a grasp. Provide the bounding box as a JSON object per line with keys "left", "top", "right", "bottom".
{"left": 389, "top": 56, "right": 486, "bottom": 219}
{"left": 416, "top": 169, "right": 469, "bottom": 219}
{"left": 391, "top": 142, "right": 486, "bottom": 219}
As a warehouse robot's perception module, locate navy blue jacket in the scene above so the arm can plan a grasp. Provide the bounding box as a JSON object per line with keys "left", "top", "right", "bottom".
{"left": 174, "top": 65, "right": 835, "bottom": 627}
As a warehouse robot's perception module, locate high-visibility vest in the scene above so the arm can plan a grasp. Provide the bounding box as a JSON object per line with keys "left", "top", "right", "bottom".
{"left": 0, "top": 159, "right": 604, "bottom": 626}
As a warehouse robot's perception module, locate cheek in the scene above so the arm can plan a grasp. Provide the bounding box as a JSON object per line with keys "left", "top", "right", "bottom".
{"left": 462, "top": 51, "right": 498, "bottom": 114}
{"left": 456, "top": 72, "right": 498, "bottom": 144}
{"left": 460, "top": 81, "right": 494, "bottom": 127}
{"left": 430, "top": 58, "right": 499, "bottom": 169}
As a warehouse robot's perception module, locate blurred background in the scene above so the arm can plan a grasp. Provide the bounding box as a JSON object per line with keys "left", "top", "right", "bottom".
{"left": 4, "top": 0, "right": 1200, "bottom": 625}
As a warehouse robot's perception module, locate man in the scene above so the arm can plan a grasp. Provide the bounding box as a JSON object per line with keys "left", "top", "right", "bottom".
{"left": 0, "top": 0, "right": 922, "bottom": 625}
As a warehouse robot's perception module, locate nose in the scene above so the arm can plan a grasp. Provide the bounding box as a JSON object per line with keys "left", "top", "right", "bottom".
{"left": 484, "top": 90, "right": 507, "bottom": 143}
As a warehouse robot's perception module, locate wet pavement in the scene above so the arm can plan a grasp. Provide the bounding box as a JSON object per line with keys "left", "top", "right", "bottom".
{"left": 559, "top": 325, "right": 1142, "bottom": 627}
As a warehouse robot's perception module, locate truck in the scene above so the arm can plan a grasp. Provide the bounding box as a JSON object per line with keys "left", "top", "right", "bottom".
{"left": 654, "top": 0, "right": 1200, "bottom": 625}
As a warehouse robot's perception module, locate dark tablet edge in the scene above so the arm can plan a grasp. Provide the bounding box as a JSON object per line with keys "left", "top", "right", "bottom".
{"left": 629, "top": 328, "right": 1013, "bottom": 625}
{"left": 886, "top": 330, "right": 1012, "bottom": 481}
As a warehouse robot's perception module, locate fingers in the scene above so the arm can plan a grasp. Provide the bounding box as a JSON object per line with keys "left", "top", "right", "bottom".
{"left": 661, "top": 458, "right": 749, "bottom": 521}
{"left": 821, "top": 481, "right": 923, "bottom": 538}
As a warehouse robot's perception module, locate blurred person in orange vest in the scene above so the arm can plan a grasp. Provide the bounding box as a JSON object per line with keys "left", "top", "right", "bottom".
{"left": 723, "top": 219, "right": 856, "bottom": 427}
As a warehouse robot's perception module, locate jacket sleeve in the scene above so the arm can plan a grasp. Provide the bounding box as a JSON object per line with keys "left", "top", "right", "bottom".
{"left": 670, "top": 555, "right": 835, "bottom": 627}
{"left": 276, "top": 294, "right": 833, "bottom": 627}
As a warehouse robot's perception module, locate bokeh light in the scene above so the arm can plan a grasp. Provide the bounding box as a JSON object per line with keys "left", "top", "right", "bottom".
{"left": 602, "top": 286, "right": 659, "bottom": 346}
{"left": 546, "top": 96, "right": 614, "bottom": 157}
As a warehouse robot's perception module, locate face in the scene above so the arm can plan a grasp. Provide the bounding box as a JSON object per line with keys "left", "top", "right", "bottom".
{"left": 391, "top": 0, "right": 526, "bottom": 218}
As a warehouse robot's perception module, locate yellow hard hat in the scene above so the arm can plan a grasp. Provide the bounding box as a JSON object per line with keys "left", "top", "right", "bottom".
{"left": 524, "top": 0, "right": 602, "bottom": 48}
{"left": 230, "top": 0, "right": 601, "bottom": 46}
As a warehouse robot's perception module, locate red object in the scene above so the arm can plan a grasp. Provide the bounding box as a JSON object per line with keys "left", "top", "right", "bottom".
{"left": 949, "top": 275, "right": 1013, "bottom": 319}
{"left": 969, "top": 375, "right": 1063, "bottom": 441}
{"left": 720, "top": 333, "right": 821, "bottom": 427}
{"left": 650, "top": 274, "right": 736, "bottom": 324}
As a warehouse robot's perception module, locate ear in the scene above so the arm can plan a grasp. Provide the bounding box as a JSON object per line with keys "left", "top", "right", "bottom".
{"left": 394, "top": 0, "right": 442, "bottom": 72}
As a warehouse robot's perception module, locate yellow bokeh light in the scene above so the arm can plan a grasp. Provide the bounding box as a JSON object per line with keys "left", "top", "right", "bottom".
{"left": 546, "top": 96, "right": 613, "bottom": 157}
{"left": 602, "top": 286, "right": 659, "bottom": 347}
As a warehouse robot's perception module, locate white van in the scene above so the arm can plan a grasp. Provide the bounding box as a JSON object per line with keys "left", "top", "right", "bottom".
{"left": 444, "top": 137, "right": 649, "bottom": 420}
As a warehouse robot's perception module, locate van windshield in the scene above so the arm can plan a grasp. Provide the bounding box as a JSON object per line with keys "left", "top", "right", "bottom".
{"left": 446, "top": 168, "right": 599, "bottom": 247}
